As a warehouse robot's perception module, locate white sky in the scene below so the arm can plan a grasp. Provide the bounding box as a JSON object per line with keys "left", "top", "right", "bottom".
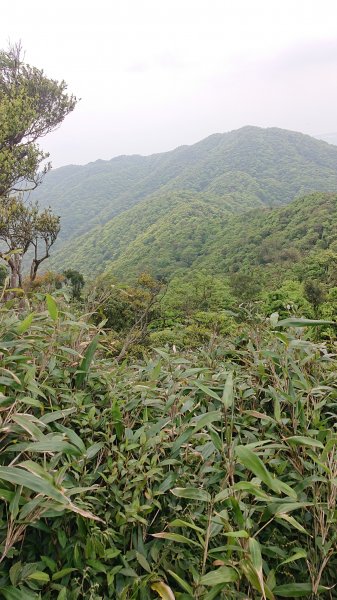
{"left": 2, "top": 0, "right": 337, "bottom": 167}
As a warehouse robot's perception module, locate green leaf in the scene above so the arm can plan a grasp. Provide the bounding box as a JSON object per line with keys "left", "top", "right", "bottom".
{"left": 171, "top": 487, "right": 211, "bottom": 502}
{"left": 46, "top": 294, "right": 58, "bottom": 321}
{"left": 111, "top": 400, "right": 124, "bottom": 441}
{"left": 278, "top": 549, "right": 307, "bottom": 568}
{"left": 151, "top": 532, "right": 201, "bottom": 547}
{"left": 12, "top": 414, "right": 45, "bottom": 441}
{"left": 52, "top": 568, "right": 77, "bottom": 581}
{"left": 273, "top": 583, "right": 325, "bottom": 597}
{"left": 16, "top": 312, "right": 34, "bottom": 334}
{"left": 1, "top": 587, "right": 39, "bottom": 600}
{"left": 223, "top": 530, "right": 249, "bottom": 538}
{"left": 169, "top": 519, "right": 204, "bottom": 534}
{"left": 28, "top": 571, "right": 50, "bottom": 582}
{"left": 285, "top": 436, "right": 324, "bottom": 449}
{"left": 0, "top": 466, "right": 67, "bottom": 503}
{"left": 40, "top": 408, "right": 77, "bottom": 424}
{"left": 275, "top": 318, "right": 335, "bottom": 328}
{"left": 75, "top": 334, "right": 99, "bottom": 388}
{"left": 222, "top": 371, "right": 234, "bottom": 409}
{"left": 249, "top": 538, "right": 265, "bottom": 598}
{"left": 135, "top": 551, "right": 151, "bottom": 573}
{"left": 194, "top": 381, "right": 221, "bottom": 401}
{"left": 167, "top": 570, "right": 194, "bottom": 595}
{"left": 240, "top": 559, "right": 275, "bottom": 600}
{"left": 192, "top": 411, "right": 222, "bottom": 434}
{"left": 235, "top": 446, "right": 296, "bottom": 498}
{"left": 276, "top": 514, "right": 309, "bottom": 534}
{"left": 200, "top": 566, "right": 239, "bottom": 585}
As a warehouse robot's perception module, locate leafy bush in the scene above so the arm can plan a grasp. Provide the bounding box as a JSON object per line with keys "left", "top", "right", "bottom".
{"left": 0, "top": 296, "right": 336, "bottom": 598}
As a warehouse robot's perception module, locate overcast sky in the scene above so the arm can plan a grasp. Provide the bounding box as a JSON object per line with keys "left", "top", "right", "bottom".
{"left": 2, "top": 0, "right": 337, "bottom": 167}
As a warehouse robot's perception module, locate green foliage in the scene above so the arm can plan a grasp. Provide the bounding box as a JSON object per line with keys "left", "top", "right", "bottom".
{"left": 0, "top": 295, "right": 103, "bottom": 596}
{"left": 0, "top": 294, "right": 336, "bottom": 598}
{"left": 262, "top": 280, "right": 313, "bottom": 319}
{"left": 0, "top": 43, "right": 76, "bottom": 288}
{"left": 0, "top": 197, "right": 60, "bottom": 288}
{"left": 63, "top": 270, "right": 85, "bottom": 300}
{"left": 31, "top": 128, "right": 337, "bottom": 276}
{"left": 0, "top": 43, "right": 77, "bottom": 197}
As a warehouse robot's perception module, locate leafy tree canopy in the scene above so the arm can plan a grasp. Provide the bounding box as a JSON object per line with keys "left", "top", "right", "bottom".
{"left": 0, "top": 42, "right": 77, "bottom": 197}
{"left": 0, "top": 43, "right": 76, "bottom": 290}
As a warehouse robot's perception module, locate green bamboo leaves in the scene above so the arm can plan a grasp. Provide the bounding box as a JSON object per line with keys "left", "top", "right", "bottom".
{"left": 235, "top": 446, "right": 297, "bottom": 498}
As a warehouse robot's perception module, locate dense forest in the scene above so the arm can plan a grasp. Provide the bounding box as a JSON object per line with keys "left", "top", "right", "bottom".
{"left": 1, "top": 45, "right": 337, "bottom": 600}
{"left": 33, "top": 126, "right": 337, "bottom": 275}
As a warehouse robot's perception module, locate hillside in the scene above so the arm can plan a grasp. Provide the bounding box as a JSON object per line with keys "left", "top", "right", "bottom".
{"left": 34, "top": 126, "right": 337, "bottom": 276}
{"left": 197, "top": 191, "right": 337, "bottom": 284}
{"left": 98, "top": 192, "right": 337, "bottom": 287}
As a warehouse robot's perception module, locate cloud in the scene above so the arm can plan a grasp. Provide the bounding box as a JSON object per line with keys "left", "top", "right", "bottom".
{"left": 126, "top": 52, "right": 184, "bottom": 73}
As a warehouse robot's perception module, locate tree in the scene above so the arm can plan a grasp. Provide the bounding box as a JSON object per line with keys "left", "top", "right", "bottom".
{"left": 0, "top": 43, "right": 77, "bottom": 197}
{"left": 304, "top": 279, "right": 325, "bottom": 315}
{"left": 0, "top": 43, "right": 77, "bottom": 288}
{"left": 63, "top": 269, "right": 85, "bottom": 300}
{"left": 0, "top": 197, "right": 60, "bottom": 288}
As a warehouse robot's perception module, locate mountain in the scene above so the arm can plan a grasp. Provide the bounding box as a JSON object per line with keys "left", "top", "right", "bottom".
{"left": 31, "top": 126, "right": 337, "bottom": 278}
{"left": 195, "top": 191, "right": 337, "bottom": 285}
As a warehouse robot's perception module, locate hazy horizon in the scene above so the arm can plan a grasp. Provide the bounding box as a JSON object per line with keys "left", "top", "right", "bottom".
{"left": 40, "top": 125, "right": 337, "bottom": 170}
{"left": 2, "top": 0, "right": 337, "bottom": 167}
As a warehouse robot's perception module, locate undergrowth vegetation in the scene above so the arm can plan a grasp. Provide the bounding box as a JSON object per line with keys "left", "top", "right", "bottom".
{"left": 0, "top": 293, "right": 336, "bottom": 599}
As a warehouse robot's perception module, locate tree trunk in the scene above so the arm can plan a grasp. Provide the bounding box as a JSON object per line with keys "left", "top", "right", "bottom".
{"left": 9, "top": 254, "right": 21, "bottom": 289}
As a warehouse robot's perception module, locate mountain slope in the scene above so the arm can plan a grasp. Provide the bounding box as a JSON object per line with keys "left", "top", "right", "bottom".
{"left": 35, "top": 126, "right": 337, "bottom": 244}
{"left": 100, "top": 192, "right": 337, "bottom": 286}
{"left": 37, "top": 127, "right": 337, "bottom": 278}
{"left": 195, "top": 191, "right": 337, "bottom": 284}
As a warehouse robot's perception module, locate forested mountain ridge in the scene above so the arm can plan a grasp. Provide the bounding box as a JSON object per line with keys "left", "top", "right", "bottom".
{"left": 104, "top": 192, "right": 337, "bottom": 285}
{"left": 196, "top": 191, "right": 337, "bottom": 285}
{"left": 34, "top": 126, "right": 337, "bottom": 256}
{"left": 41, "top": 127, "right": 337, "bottom": 279}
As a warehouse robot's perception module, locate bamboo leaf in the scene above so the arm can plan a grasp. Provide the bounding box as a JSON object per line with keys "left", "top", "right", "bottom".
{"left": 169, "top": 519, "right": 204, "bottom": 534}
{"left": 192, "top": 411, "right": 222, "bottom": 434}
{"left": 275, "top": 318, "right": 335, "bottom": 328}
{"left": 249, "top": 538, "right": 265, "bottom": 600}
{"left": 151, "top": 532, "right": 201, "bottom": 547}
{"left": 0, "top": 466, "right": 67, "bottom": 503}
{"left": 276, "top": 514, "right": 309, "bottom": 534}
{"left": 16, "top": 312, "right": 34, "bottom": 334}
{"left": 200, "top": 566, "right": 239, "bottom": 585}
{"left": 285, "top": 436, "right": 324, "bottom": 449}
{"left": 236, "top": 446, "right": 297, "bottom": 499}
{"left": 194, "top": 381, "right": 221, "bottom": 401}
{"left": 46, "top": 294, "right": 58, "bottom": 321}
{"left": 150, "top": 581, "right": 175, "bottom": 600}
{"left": 222, "top": 371, "right": 234, "bottom": 409}
{"left": 75, "top": 334, "right": 99, "bottom": 388}
{"left": 167, "top": 569, "right": 194, "bottom": 595}
{"left": 171, "top": 487, "right": 211, "bottom": 502}
{"left": 135, "top": 551, "right": 151, "bottom": 573}
{"left": 273, "top": 583, "right": 328, "bottom": 597}
{"left": 278, "top": 549, "right": 307, "bottom": 568}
